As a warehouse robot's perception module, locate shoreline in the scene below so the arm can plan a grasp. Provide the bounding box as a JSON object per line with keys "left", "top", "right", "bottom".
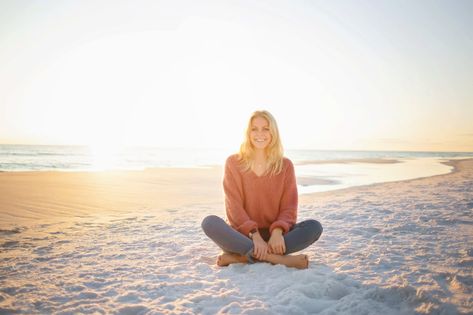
{"left": 0, "top": 166, "right": 225, "bottom": 229}
{"left": 299, "top": 158, "right": 471, "bottom": 200}
{"left": 0, "top": 158, "right": 471, "bottom": 229}
{"left": 295, "top": 157, "right": 457, "bottom": 194}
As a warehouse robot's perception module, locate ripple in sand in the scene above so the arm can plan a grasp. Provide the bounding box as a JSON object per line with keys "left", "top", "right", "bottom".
{"left": 0, "top": 241, "right": 19, "bottom": 249}
{"left": 0, "top": 227, "right": 25, "bottom": 235}
{"left": 116, "top": 305, "right": 149, "bottom": 315}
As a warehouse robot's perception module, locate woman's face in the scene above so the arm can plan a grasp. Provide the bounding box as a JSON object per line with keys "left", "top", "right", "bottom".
{"left": 250, "top": 116, "right": 272, "bottom": 150}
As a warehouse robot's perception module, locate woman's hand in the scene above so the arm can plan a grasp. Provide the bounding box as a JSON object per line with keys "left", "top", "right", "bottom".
{"left": 252, "top": 233, "right": 269, "bottom": 261}
{"left": 268, "top": 228, "right": 286, "bottom": 255}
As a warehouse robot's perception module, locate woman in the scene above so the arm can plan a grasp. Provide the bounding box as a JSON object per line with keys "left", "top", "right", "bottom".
{"left": 201, "top": 110, "right": 323, "bottom": 269}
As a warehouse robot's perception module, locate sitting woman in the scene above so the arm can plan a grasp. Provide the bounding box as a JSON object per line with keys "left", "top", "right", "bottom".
{"left": 202, "top": 110, "right": 323, "bottom": 269}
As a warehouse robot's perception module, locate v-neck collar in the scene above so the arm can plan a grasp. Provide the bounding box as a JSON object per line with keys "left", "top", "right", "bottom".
{"left": 250, "top": 169, "right": 268, "bottom": 178}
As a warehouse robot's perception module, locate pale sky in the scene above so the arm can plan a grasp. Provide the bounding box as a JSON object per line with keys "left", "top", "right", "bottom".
{"left": 1, "top": 0, "right": 472, "bottom": 151}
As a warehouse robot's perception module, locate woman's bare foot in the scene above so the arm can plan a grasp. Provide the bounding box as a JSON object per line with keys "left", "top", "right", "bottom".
{"left": 286, "top": 254, "right": 309, "bottom": 269}
{"left": 217, "top": 253, "right": 248, "bottom": 266}
{"left": 216, "top": 252, "right": 308, "bottom": 269}
{"left": 266, "top": 253, "right": 309, "bottom": 269}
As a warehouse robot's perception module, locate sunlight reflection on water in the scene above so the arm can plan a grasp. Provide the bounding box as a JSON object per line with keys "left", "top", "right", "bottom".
{"left": 296, "top": 158, "right": 454, "bottom": 194}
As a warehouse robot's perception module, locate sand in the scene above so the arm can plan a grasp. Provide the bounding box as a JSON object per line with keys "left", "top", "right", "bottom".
{"left": 0, "top": 167, "right": 224, "bottom": 228}
{"left": 0, "top": 159, "right": 472, "bottom": 314}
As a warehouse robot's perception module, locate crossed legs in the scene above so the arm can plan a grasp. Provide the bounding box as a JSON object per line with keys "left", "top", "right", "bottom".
{"left": 201, "top": 215, "right": 323, "bottom": 269}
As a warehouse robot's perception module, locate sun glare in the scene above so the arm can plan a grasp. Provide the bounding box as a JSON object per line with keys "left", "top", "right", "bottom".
{"left": 88, "top": 144, "right": 122, "bottom": 171}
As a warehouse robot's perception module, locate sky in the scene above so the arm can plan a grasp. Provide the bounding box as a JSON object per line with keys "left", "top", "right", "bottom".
{"left": 0, "top": 0, "right": 472, "bottom": 151}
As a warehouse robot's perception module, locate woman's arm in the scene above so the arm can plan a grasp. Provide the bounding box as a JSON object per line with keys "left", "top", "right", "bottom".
{"left": 269, "top": 159, "right": 298, "bottom": 235}
{"left": 223, "top": 157, "right": 258, "bottom": 236}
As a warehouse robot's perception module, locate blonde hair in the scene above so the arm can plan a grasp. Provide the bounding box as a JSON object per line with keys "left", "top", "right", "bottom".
{"left": 238, "top": 110, "right": 284, "bottom": 176}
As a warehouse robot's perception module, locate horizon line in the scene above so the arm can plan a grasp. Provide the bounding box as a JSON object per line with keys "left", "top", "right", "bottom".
{"left": 1, "top": 143, "right": 472, "bottom": 154}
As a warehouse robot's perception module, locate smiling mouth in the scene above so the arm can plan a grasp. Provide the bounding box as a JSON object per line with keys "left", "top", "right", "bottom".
{"left": 255, "top": 139, "right": 267, "bottom": 143}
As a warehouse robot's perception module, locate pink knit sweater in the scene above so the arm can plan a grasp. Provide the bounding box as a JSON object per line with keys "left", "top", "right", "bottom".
{"left": 223, "top": 154, "right": 298, "bottom": 237}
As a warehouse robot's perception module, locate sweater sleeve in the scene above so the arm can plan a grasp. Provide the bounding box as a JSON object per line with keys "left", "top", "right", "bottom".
{"left": 270, "top": 159, "right": 298, "bottom": 234}
{"left": 223, "top": 156, "right": 258, "bottom": 236}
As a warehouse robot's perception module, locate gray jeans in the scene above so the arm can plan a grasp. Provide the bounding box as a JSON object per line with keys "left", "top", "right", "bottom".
{"left": 201, "top": 215, "right": 323, "bottom": 263}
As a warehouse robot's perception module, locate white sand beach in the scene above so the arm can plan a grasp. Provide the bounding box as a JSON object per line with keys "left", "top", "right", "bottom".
{"left": 0, "top": 159, "right": 472, "bottom": 314}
